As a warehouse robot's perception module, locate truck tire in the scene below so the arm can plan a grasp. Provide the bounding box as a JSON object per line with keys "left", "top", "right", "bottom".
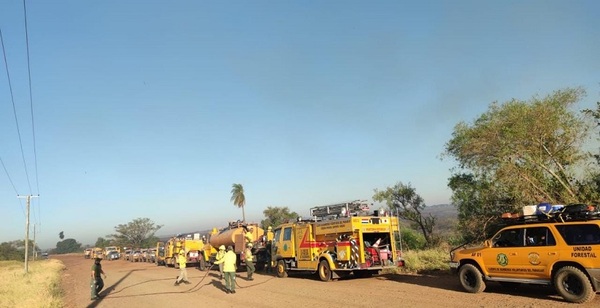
{"left": 199, "top": 257, "right": 206, "bottom": 271}
{"left": 276, "top": 260, "right": 288, "bottom": 278}
{"left": 554, "top": 266, "right": 595, "bottom": 303}
{"left": 458, "top": 264, "right": 485, "bottom": 293}
{"left": 318, "top": 260, "right": 332, "bottom": 282}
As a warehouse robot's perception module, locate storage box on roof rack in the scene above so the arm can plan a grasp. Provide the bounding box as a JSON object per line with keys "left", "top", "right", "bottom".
{"left": 501, "top": 203, "right": 600, "bottom": 224}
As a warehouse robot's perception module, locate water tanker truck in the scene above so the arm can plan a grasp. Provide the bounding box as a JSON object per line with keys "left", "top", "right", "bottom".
{"left": 199, "top": 222, "right": 268, "bottom": 270}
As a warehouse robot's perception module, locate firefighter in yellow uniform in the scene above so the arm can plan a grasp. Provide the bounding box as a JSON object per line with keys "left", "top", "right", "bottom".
{"left": 214, "top": 245, "right": 237, "bottom": 294}
{"left": 174, "top": 250, "right": 190, "bottom": 286}
{"left": 244, "top": 227, "right": 254, "bottom": 247}
{"left": 244, "top": 242, "right": 255, "bottom": 280}
{"left": 265, "top": 226, "right": 274, "bottom": 273}
{"left": 215, "top": 245, "right": 226, "bottom": 279}
{"left": 266, "top": 226, "right": 274, "bottom": 242}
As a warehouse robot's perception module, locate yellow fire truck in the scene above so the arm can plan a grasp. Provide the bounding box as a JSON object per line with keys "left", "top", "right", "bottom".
{"left": 91, "top": 247, "right": 104, "bottom": 259}
{"left": 164, "top": 233, "right": 205, "bottom": 268}
{"left": 274, "top": 201, "right": 403, "bottom": 281}
{"left": 155, "top": 242, "right": 166, "bottom": 266}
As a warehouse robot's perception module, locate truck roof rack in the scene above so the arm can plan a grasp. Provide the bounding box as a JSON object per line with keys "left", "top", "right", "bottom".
{"left": 501, "top": 203, "right": 600, "bottom": 225}
{"left": 310, "top": 200, "right": 371, "bottom": 219}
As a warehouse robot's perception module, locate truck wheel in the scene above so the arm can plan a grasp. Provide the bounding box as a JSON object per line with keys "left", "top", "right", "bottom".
{"left": 276, "top": 260, "right": 288, "bottom": 278}
{"left": 458, "top": 264, "right": 485, "bottom": 293}
{"left": 554, "top": 266, "right": 595, "bottom": 303}
{"left": 199, "top": 257, "right": 206, "bottom": 271}
{"left": 318, "top": 260, "right": 332, "bottom": 282}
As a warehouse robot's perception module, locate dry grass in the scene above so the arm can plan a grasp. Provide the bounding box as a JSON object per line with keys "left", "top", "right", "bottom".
{"left": 399, "top": 248, "right": 451, "bottom": 274}
{"left": 0, "top": 259, "right": 65, "bottom": 308}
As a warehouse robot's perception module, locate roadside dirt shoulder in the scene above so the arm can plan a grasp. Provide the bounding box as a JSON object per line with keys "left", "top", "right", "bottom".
{"left": 55, "top": 254, "right": 600, "bottom": 308}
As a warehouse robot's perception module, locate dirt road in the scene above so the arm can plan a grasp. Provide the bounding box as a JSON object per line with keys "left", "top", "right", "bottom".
{"left": 55, "top": 254, "right": 599, "bottom": 308}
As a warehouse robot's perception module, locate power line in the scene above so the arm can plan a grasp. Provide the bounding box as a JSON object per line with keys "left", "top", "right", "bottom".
{"left": 22, "top": 0, "right": 39, "bottom": 194}
{"left": 22, "top": 0, "right": 41, "bottom": 227}
{"left": 0, "top": 156, "right": 20, "bottom": 196}
{"left": 0, "top": 156, "right": 25, "bottom": 217}
{"left": 0, "top": 26, "right": 33, "bottom": 195}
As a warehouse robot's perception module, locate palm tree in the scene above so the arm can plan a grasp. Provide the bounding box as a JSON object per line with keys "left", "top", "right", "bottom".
{"left": 230, "top": 183, "right": 246, "bottom": 222}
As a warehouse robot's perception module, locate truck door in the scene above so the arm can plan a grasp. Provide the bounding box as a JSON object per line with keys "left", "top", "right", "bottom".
{"left": 276, "top": 226, "right": 295, "bottom": 259}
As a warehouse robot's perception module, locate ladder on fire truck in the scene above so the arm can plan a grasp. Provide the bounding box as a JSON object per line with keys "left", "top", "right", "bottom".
{"left": 310, "top": 200, "right": 371, "bottom": 219}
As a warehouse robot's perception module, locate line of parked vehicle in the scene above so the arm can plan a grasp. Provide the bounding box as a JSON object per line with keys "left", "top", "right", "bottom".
{"left": 122, "top": 248, "right": 157, "bottom": 263}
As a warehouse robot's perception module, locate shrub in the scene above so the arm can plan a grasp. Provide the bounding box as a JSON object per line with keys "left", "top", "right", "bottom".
{"left": 401, "top": 248, "right": 450, "bottom": 273}
{"left": 399, "top": 227, "right": 426, "bottom": 250}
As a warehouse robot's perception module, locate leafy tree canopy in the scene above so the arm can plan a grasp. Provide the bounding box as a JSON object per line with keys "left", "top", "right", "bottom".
{"left": 373, "top": 182, "right": 436, "bottom": 247}
{"left": 94, "top": 237, "right": 112, "bottom": 248}
{"left": 109, "top": 218, "right": 162, "bottom": 248}
{"left": 261, "top": 206, "right": 299, "bottom": 229}
{"left": 55, "top": 238, "right": 82, "bottom": 254}
{"left": 444, "top": 88, "right": 599, "bottom": 242}
{"left": 445, "top": 88, "right": 597, "bottom": 205}
{"left": 447, "top": 173, "right": 514, "bottom": 242}
{"left": 0, "top": 240, "right": 39, "bottom": 261}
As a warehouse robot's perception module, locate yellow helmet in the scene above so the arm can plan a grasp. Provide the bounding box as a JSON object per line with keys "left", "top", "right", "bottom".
{"left": 267, "top": 226, "right": 272, "bottom": 230}
{"left": 219, "top": 245, "right": 225, "bottom": 250}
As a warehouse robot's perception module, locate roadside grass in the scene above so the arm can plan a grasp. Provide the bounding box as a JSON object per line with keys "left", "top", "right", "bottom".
{"left": 0, "top": 259, "right": 65, "bottom": 308}
{"left": 383, "top": 248, "right": 451, "bottom": 275}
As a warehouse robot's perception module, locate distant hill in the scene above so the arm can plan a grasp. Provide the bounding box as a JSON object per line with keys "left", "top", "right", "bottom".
{"left": 423, "top": 204, "right": 457, "bottom": 219}
{"left": 400, "top": 204, "right": 458, "bottom": 233}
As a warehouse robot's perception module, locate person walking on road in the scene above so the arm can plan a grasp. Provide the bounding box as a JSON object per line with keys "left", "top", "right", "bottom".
{"left": 174, "top": 250, "right": 190, "bottom": 286}
{"left": 90, "top": 258, "right": 107, "bottom": 300}
{"left": 265, "top": 226, "right": 274, "bottom": 273}
{"left": 215, "top": 245, "right": 226, "bottom": 279}
{"left": 214, "top": 245, "right": 237, "bottom": 294}
{"left": 244, "top": 242, "right": 255, "bottom": 280}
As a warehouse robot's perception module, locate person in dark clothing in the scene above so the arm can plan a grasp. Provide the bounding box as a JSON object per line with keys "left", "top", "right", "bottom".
{"left": 91, "top": 258, "right": 107, "bottom": 300}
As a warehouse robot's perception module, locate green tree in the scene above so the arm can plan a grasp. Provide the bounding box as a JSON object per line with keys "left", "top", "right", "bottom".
{"left": 58, "top": 231, "right": 64, "bottom": 240}
{"left": 444, "top": 88, "right": 599, "bottom": 240}
{"left": 582, "top": 100, "right": 600, "bottom": 201}
{"left": 141, "top": 235, "right": 160, "bottom": 249}
{"left": 445, "top": 88, "right": 596, "bottom": 205}
{"left": 399, "top": 227, "right": 426, "bottom": 250}
{"left": 0, "top": 240, "right": 39, "bottom": 261}
{"left": 231, "top": 183, "right": 246, "bottom": 222}
{"left": 447, "top": 173, "right": 514, "bottom": 242}
{"left": 94, "top": 237, "right": 111, "bottom": 248}
{"left": 55, "top": 239, "right": 82, "bottom": 254}
{"left": 373, "top": 182, "right": 436, "bottom": 247}
{"left": 261, "top": 206, "right": 299, "bottom": 229}
{"left": 109, "top": 218, "right": 162, "bottom": 248}
{"left": 0, "top": 242, "right": 22, "bottom": 261}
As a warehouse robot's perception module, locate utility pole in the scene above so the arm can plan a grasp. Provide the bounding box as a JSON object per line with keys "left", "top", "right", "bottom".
{"left": 18, "top": 195, "right": 39, "bottom": 274}
{"left": 32, "top": 224, "right": 36, "bottom": 261}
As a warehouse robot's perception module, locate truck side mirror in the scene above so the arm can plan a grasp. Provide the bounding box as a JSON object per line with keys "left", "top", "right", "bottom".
{"left": 484, "top": 240, "right": 492, "bottom": 248}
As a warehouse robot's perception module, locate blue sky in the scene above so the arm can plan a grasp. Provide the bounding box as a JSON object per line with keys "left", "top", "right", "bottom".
{"left": 1, "top": 1, "right": 599, "bottom": 249}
